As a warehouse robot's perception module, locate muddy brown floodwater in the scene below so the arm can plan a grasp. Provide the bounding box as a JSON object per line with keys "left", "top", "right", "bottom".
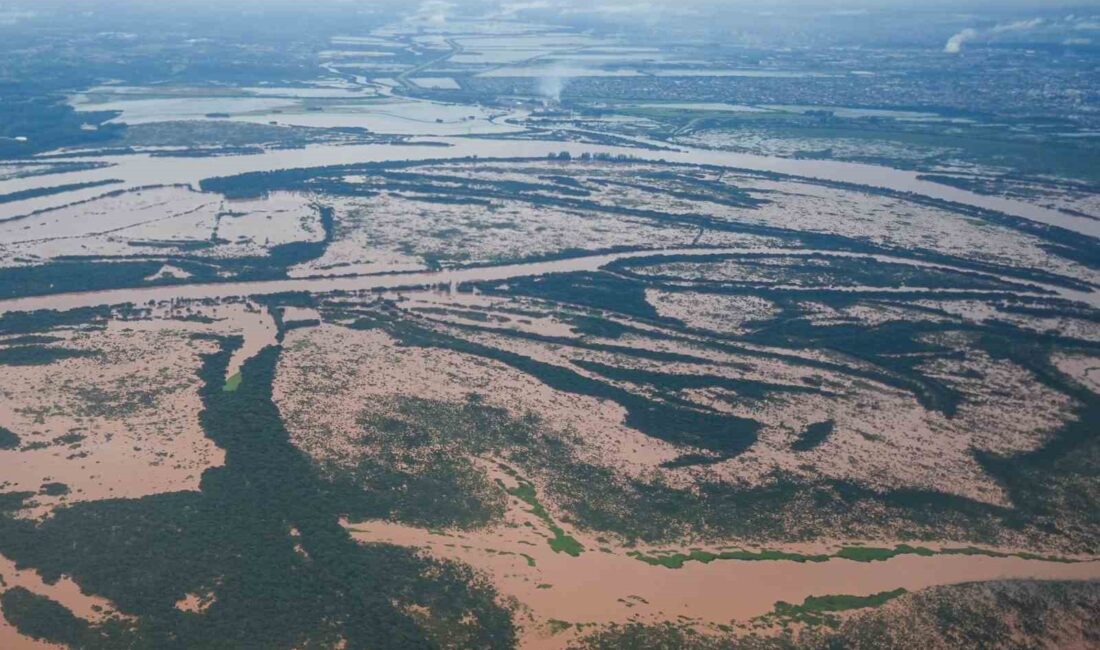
{"left": 0, "top": 121, "right": 1095, "bottom": 647}
{"left": 0, "top": 553, "right": 129, "bottom": 650}
{"left": 346, "top": 512, "right": 1100, "bottom": 650}
{"left": 0, "top": 247, "right": 1091, "bottom": 318}
{"left": 1, "top": 136, "right": 1095, "bottom": 237}
{"left": 341, "top": 461, "right": 1100, "bottom": 650}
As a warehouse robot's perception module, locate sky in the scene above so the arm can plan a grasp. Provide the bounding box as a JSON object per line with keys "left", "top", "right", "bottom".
{"left": 10, "top": 0, "right": 1100, "bottom": 7}
{"left": 4, "top": 0, "right": 1098, "bottom": 50}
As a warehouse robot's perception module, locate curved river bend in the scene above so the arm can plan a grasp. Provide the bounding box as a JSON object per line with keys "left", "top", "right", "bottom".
{"left": 0, "top": 246, "right": 1093, "bottom": 315}
{"left": 2, "top": 136, "right": 1097, "bottom": 238}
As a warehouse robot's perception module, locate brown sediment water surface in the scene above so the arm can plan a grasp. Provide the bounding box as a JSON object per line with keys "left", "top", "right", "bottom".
{"left": 0, "top": 553, "right": 126, "bottom": 650}
{"left": 0, "top": 247, "right": 1092, "bottom": 317}
{"left": 346, "top": 517, "right": 1100, "bottom": 649}
{"left": 0, "top": 118, "right": 1097, "bottom": 649}
{"left": 1, "top": 137, "right": 1096, "bottom": 237}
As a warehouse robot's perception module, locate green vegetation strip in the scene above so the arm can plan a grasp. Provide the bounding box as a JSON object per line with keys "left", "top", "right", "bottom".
{"left": 0, "top": 346, "right": 98, "bottom": 366}
{"left": 0, "top": 179, "right": 122, "bottom": 206}
{"left": 628, "top": 548, "right": 829, "bottom": 569}
{"left": 629, "top": 543, "right": 1076, "bottom": 569}
{"left": 781, "top": 588, "right": 908, "bottom": 614}
{"left": 497, "top": 472, "right": 583, "bottom": 557}
{"left": 761, "top": 588, "right": 908, "bottom": 628}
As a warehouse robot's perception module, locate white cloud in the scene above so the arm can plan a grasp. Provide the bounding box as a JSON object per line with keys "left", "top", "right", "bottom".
{"left": 942, "top": 16, "right": 1090, "bottom": 53}
{"left": 496, "top": 1, "right": 550, "bottom": 17}
{"left": 0, "top": 9, "right": 34, "bottom": 25}
{"left": 991, "top": 17, "right": 1044, "bottom": 33}
{"left": 944, "top": 28, "right": 978, "bottom": 53}
{"left": 412, "top": 0, "right": 452, "bottom": 26}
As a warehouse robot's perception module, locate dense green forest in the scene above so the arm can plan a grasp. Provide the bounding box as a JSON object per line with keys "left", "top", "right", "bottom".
{"left": 0, "top": 337, "right": 515, "bottom": 648}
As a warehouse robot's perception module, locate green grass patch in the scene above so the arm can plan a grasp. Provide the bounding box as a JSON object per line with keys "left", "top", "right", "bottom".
{"left": 717, "top": 549, "right": 831, "bottom": 563}
{"left": 835, "top": 544, "right": 936, "bottom": 562}
{"left": 628, "top": 547, "right": 831, "bottom": 568}
{"left": 935, "top": 546, "right": 1072, "bottom": 563}
{"left": 222, "top": 372, "right": 242, "bottom": 392}
{"left": 628, "top": 543, "right": 1074, "bottom": 569}
{"left": 752, "top": 588, "right": 909, "bottom": 629}
{"left": 627, "top": 551, "right": 693, "bottom": 569}
{"left": 764, "top": 588, "right": 908, "bottom": 628}
{"left": 501, "top": 477, "right": 583, "bottom": 557}
{"left": 1013, "top": 551, "right": 1078, "bottom": 563}
{"left": 793, "top": 588, "right": 908, "bottom": 613}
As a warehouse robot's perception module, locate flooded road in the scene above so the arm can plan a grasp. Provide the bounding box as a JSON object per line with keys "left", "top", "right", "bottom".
{"left": 3, "top": 135, "right": 1097, "bottom": 237}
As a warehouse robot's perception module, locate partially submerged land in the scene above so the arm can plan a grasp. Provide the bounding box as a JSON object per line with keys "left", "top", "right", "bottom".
{"left": 0, "top": 3, "right": 1098, "bottom": 648}
{"left": 0, "top": 157, "right": 1096, "bottom": 646}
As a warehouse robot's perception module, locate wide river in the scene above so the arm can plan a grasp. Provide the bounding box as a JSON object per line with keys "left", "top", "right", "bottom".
{"left": 0, "top": 130, "right": 1096, "bottom": 315}
{"left": 0, "top": 246, "right": 1095, "bottom": 315}
{"left": 3, "top": 135, "right": 1098, "bottom": 238}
